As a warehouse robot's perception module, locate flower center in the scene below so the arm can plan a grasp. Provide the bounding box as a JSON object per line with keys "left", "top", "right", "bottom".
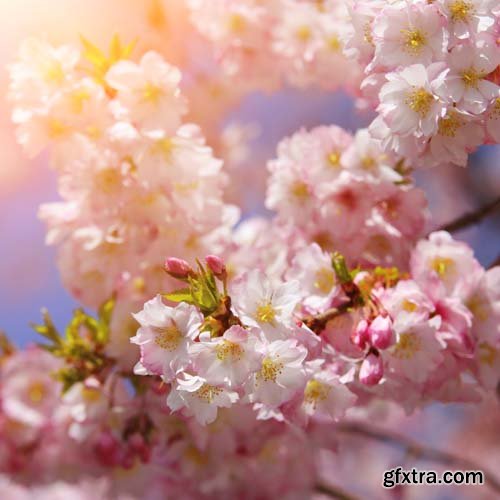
{"left": 290, "top": 181, "right": 310, "bottom": 200}
{"left": 258, "top": 357, "right": 284, "bottom": 383}
{"left": 402, "top": 299, "right": 418, "bottom": 313}
{"left": 256, "top": 302, "right": 277, "bottom": 325}
{"left": 431, "top": 256, "right": 455, "bottom": 278}
{"left": 438, "top": 111, "right": 463, "bottom": 137}
{"left": 48, "top": 118, "right": 69, "bottom": 139}
{"left": 196, "top": 384, "right": 222, "bottom": 403}
{"left": 327, "top": 151, "right": 341, "bottom": 168}
{"left": 153, "top": 324, "right": 183, "bottom": 351}
{"left": 405, "top": 87, "right": 434, "bottom": 117}
{"left": 466, "top": 295, "right": 488, "bottom": 322}
{"left": 43, "top": 60, "right": 64, "bottom": 84}
{"left": 361, "top": 155, "right": 376, "bottom": 170}
{"left": 461, "top": 68, "right": 482, "bottom": 89}
{"left": 28, "top": 381, "right": 46, "bottom": 404}
{"left": 142, "top": 82, "right": 163, "bottom": 103}
{"left": 478, "top": 342, "right": 496, "bottom": 366}
{"left": 402, "top": 29, "right": 427, "bottom": 55}
{"left": 327, "top": 35, "right": 341, "bottom": 52}
{"left": 96, "top": 168, "right": 121, "bottom": 193}
{"left": 314, "top": 267, "right": 335, "bottom": 294}
{"left": 153, "top": 137, "right": 174, "bottom": 160}
{"left": 82, "top": 387, "right": 101, "bottom": 403}
{"left": 304, "top": 380, "right": 330, "bottom": 408}
{"left": 216, "top": 340, "right": 244, "bottom": 362}
{"left": 296, "top": 26, "right": 312, "bottom": 42}
{"left": 449, "top": 1, "right": 474, "bottom": 22}
{"left": 393, "top": 332, "right": 421, "bottom": 360}
{"left": 228, "top": 13, "right": 246, "bottom": 33}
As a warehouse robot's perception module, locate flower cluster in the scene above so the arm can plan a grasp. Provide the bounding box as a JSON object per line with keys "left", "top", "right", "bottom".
{"left": 133, "top": 239, "right": 500, "bottom": 426}
{"left": 186, "top": 0, "right": 363, "bottom": 92}
{"left": 346, "top": 0, "right": 500, "bottom": 167}
{"left": 265, "top": 125, "right": 428, "bottom": 270}
{"left": 8, "top": 37, "right": 238, "bottom": 310}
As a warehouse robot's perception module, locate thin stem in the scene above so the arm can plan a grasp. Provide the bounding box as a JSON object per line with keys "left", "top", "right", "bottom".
{"left": 303, "top": 304, "right": 351, "bottom": 333}
{"left": 435, "top": 195, "right": 500, "bottom": 234}
{"left": 336, "top": 421, "right": 500, "bottom": 494}
{"left": 315, "top": 482, "right": 362, "bottom": 500}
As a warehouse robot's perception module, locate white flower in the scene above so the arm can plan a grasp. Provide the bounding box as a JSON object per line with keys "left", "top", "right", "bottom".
{"left": 436, "top": 36, "right": 499, "bottom": 114}
{"left": 371, "top": 2, "right": 447, "bottom": 68}
{"left": 131, "top": 295, "right": 202, "bottom": 380}
{"left": 247, "top": 339, "right": 308, "bottom": 411}
{"left": 286, "top": 243, "right": 338, "bottom": 312}
{"left": 437, "top": 0, "right": 496, "bottom": 39}
{"left": 189, "top": 325, "right": 262, "bottom": 387}
{"left": 106, "top": 51, "right": 187, "bottom": 132}
{"left": 384, "top": 320, "right": 444, "bottom": 383}
{"left": 303, "top": 369, "right": 357, "bottom": 421}
{"left": 231, "top": 270, "right": 301, "bottom": 341}
{"left": 378, "top": 63, "right": 448, "bottom": 137}
{"left": 167, "top": 374, "right": 239, "bottom": 425}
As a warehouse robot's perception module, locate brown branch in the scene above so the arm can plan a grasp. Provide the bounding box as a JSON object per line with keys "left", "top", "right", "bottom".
{"left": 336, "top": 421, "right": 500, "bottom": 494}
{"left": 303, "top": 305, "right": 351, "bottom": 333}
{"left": 435, "top": 195, "right": 500, "bottom": 234}
{"left": 315, "top": 482, "right": 362, "bottom": 500}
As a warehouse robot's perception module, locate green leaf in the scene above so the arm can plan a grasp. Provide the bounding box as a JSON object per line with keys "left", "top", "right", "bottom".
{"left": 163, "top": 288, "right": 196, "bottom": 304}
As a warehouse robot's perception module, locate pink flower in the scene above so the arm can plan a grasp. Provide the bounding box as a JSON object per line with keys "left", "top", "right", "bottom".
{"left": 372, "top": 2, "right": 447, "bottom": 68}
{"left": 368, "top": 315, "right": 394, "bottom": 350}
{"left": 189, "top": 325, "right": 262, "bottom": 387}
{"left": 231, "top": 270, "right": 301, "bottom": 341}
{"left": 164, "top": 257, "right": 194, "bottom": 279}
{"left": 411, "top": 231, "right": 484, "bottom": 301}
{"left": 106, "top": 51, "right": 187, "bottom": 132}
{"left": 359, "top": 353, "right": 383, "bottom": 386}
{"left": 247, "top": 339, "right": 308, "bottom": 414}
{"left": 167, "top": 373, "right": 239, "bottom": 425}
{"left": 378, "top": 63, "right": 448, "bottom": 137}
{"left": 131, "top": 295, "right": 202, "bottom": 380}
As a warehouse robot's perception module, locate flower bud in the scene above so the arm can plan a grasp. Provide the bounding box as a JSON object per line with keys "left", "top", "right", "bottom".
{"left": 205, "top": 254, "right": 226, "bottom": 277}
{"left": 359, "top": 353, "right": 383, "bottom": 386}
{"left": 351, "top": 319, "right": 369, "bottom": 349}
{"left": 164, "top": 257, "right": 193, "bottom": 279}
{"left": 368, "top": 315, "right": 394, "bottom": 350}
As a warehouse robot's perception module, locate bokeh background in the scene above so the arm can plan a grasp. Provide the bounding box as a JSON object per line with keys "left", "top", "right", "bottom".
{"left": 0, "top": 2, "right": 499, "bottom": 498}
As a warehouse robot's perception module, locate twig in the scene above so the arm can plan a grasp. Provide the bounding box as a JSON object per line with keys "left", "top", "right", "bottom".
{"left": 303, "top": 304, "right": 351, "bottom": 333}
{"left": 315, "top": 482, "right": 362, "bottom": 500}
{"left": 336, "top": 421, "right": 500, "bottom": 494}
{"left": 435, "top": 195, "right": 500, "bottom": 234}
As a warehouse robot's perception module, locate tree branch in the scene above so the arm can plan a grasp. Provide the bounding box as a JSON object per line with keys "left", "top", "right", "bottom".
{"left": 336, "top": 421, "right": 500, "bottom": 494}
{"left": 315, "top": 482, "right": 362, "bottom": 500}
{"left": 303, "top": 304, "right": 351, "bottom": 333}
{"left": 435, "top": 195, "right": 500, "bottom": 234}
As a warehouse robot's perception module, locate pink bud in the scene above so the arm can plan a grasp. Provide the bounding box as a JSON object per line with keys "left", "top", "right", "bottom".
{"left": 351, "top": 319, "right": 369, "bottom": 349}
{"left": 205, "top": 254, "right": 226, "bottom": 276}
{"left": 165, "top": 257, "right": 193, "bottom": 278}
{"left": 368, "top": 315, "right": 394, "bottom": 350}
{"left": 359, "top": 353, "right": 383, "bottom": 386}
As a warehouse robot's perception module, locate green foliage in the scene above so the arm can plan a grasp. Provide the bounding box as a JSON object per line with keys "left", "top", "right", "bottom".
{"left": 32, "top": 297, "right": 116, "bottom": 392}
{"left": 164, "top": 259, "right": 221, "bottom": 316}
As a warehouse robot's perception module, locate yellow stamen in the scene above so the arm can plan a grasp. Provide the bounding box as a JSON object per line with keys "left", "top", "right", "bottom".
{"left": 431, "top": 256, "right": 455, "bottom": 278}
{"left": 304, "top": 380, "right": 330, "bottom": 409}
{"left": 478, "top": 342, "right": 496, "bottom": 366}
{"left": 393, "top": 332, "right": 421, "bottom": 360}
{"left": 402, "top": 29, "right": 427, "bottom": 55}
{"left": 296, "top": 26, "right": 312, "bottom": 42}
{"left": 406, "top": 87, "right": 434, "bottom": 117}
{"left": 461, "top": 68, "right": 482, "bottom": 89}
{"left": 402, "top": 299, "right": 418, "bottom": 313}
{"left": 257, "top": 357, "right": 284, "bottom": 383}
{"left": 216, "top": 341, "right": 244, "bottom": 362}
{"left": 153, "top": 324, "right": 182, "bottom": 351}
{"left": 438, "top": 111, "right": 463, "bottom": 137}
{"left": 314, "top": 267, "right": 336, "bottom": 294}
{"left": 28, "top": 382, "right": 46, "bottom": 404}
{"left": 196, "top": 384, "right": 222, "bottom": 403}
{"left": 142, "top": 82, "right": 163, "bottom": 103}
{"left": 290, "top": 181, "right": 309, "bottom": 200}
{"left": 449, "top": 1, "right": 474, "bottom": 22}
{"left": 327, "top": 151, "right": 341, "bottom": 168}
{"left": 256, "top": 302, "right": 276, "bottom": 325}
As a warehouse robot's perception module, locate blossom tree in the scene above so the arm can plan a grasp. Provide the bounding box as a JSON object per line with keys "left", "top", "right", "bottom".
{"left": 1, "top": 0, "right": 500, "bottom": 498}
